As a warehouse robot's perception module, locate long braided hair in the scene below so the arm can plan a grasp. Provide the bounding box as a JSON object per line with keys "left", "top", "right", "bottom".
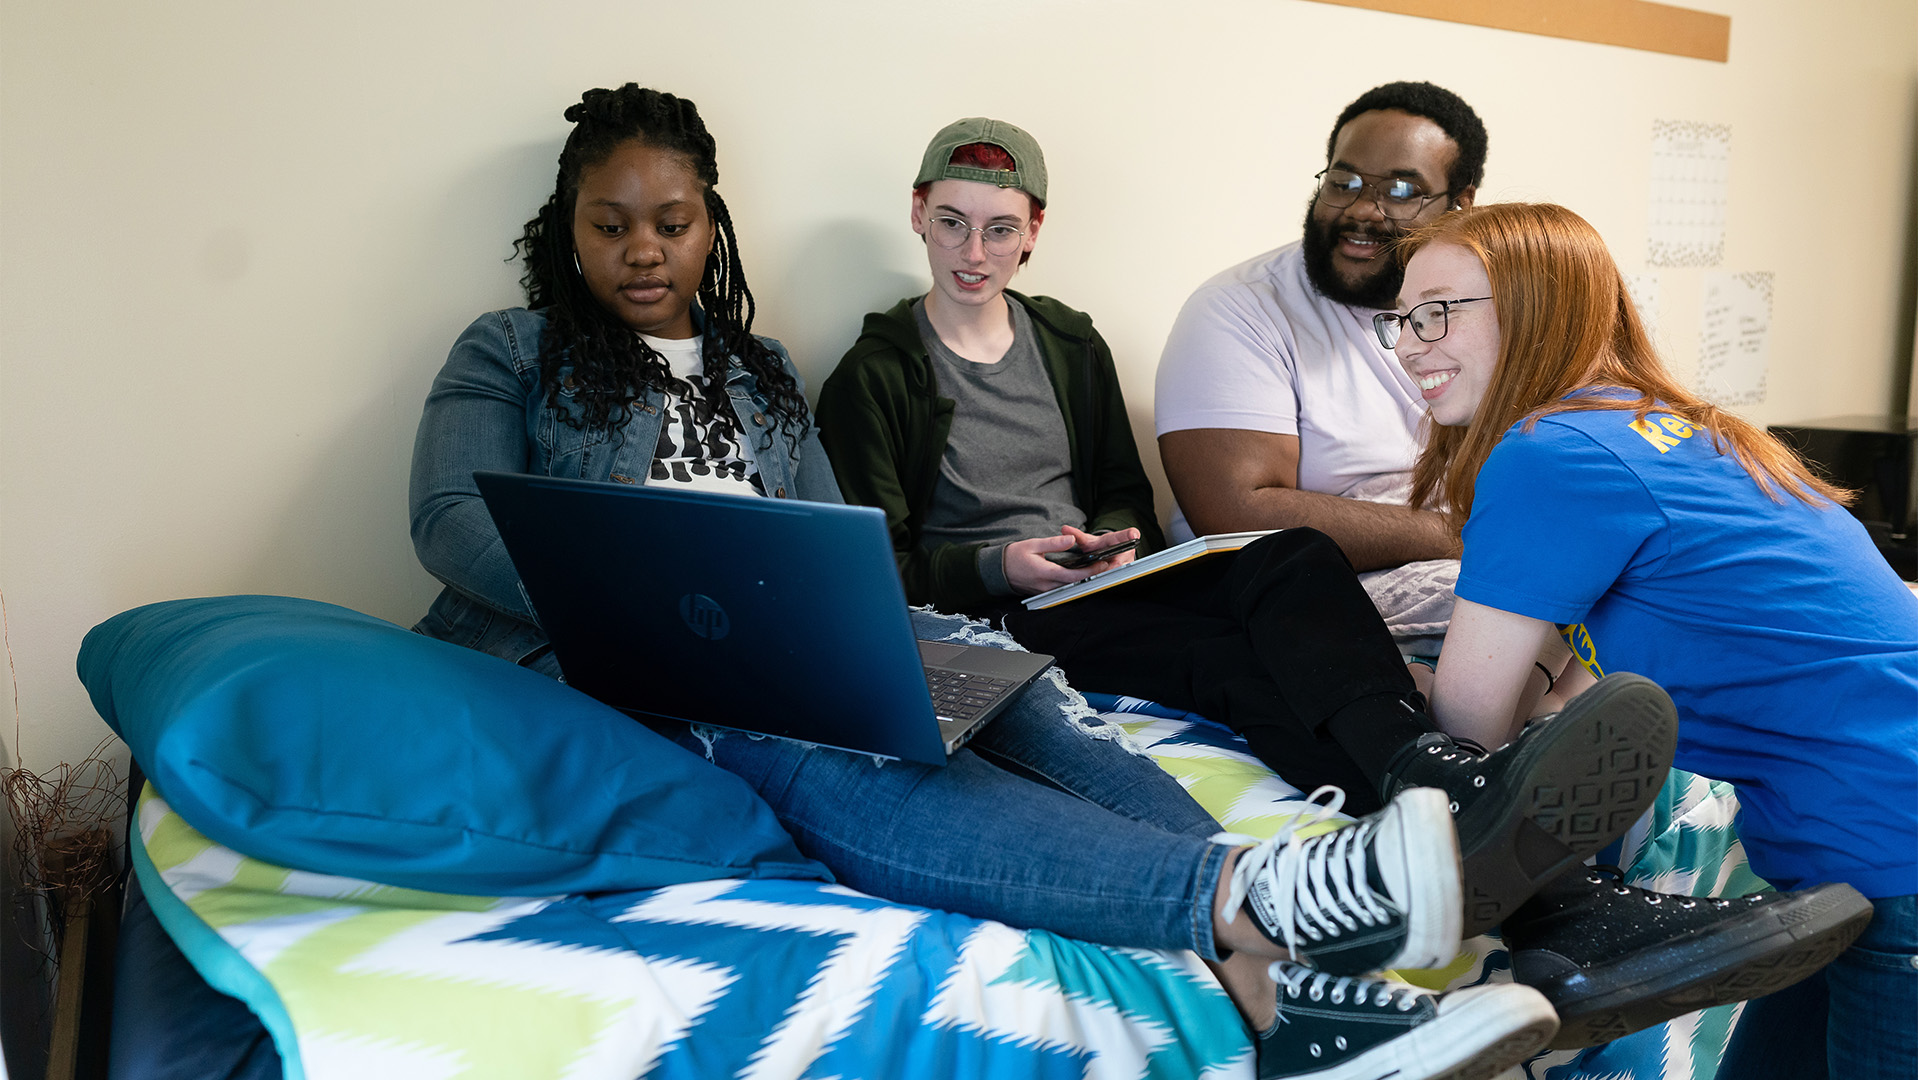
{"left": 515, "top": 85, "right": 807, "bottom": 447}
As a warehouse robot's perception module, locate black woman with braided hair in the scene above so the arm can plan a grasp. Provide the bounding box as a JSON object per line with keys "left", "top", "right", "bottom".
{"left": 513, "top": 87, "right": 812, "bottom": 452}
{"left": 410, "top": 85, "right": 840, "bottom": 667}
{"left": 406, "top": 85, "right": 1566, "bottom": 1080}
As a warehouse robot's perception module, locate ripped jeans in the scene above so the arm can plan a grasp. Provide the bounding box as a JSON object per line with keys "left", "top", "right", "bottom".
{"left": 663, "top": 609, "right": 1235, "bottom": 959}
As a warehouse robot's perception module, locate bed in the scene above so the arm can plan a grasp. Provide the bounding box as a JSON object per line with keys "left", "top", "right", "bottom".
{"left": 89, "top": 596, "right": 1759, "bottom": 1080}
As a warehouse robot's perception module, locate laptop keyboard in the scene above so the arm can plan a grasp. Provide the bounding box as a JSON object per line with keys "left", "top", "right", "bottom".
{"left": 924, "top": 668, "right": 1016, "bottom": 722}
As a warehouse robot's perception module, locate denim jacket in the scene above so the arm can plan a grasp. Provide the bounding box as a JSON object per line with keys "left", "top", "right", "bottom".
{"left": 409, "top": 307, "right": 841, "bottom": 665}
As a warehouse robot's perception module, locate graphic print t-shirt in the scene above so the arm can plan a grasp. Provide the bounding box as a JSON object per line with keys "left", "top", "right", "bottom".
{"left": 1453, "top": 395, "right": 1918, "bottom": 897}
{"left": 641, "top": 333, "right": 763, "bottom": 498}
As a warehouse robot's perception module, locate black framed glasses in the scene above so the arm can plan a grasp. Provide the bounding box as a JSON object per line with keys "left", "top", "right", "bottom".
{"left": 926, "top": 214, "right": 1028, "bottom": 256}
{"left": 1373, "top": 297, "right": 1491, "bottom": 350}
{"left": 1314, "top": 168, "right": 1450, "bottom": 222}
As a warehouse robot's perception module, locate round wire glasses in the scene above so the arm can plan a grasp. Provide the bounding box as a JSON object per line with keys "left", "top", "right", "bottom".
{"left": 926, "top": 214, "right": 1028, "bottom": 256}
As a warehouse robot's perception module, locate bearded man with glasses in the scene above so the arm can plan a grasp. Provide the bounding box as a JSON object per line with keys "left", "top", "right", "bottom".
{"left": 1155, "top": 81, "right": 1483, "bottom": 577}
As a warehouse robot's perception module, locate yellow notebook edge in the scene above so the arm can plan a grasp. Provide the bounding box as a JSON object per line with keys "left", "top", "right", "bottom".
{"left": 1021, "top": 530, "right": 1277, "bottom": 610}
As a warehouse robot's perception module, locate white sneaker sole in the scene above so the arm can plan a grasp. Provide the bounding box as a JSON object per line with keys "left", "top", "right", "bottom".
{"left": 1374, "top": 786, "right": 1463, "bottom": 971}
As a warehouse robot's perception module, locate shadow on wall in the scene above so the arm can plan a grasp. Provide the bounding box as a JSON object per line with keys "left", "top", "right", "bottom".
{"left": 769, "top": 218, "right": 924, "bottom": 398}
{"left": 235, "top": 388, "right": 446, "bottom": 630}
{"left": 236, "top": 140, "right": 558, "bottom": 628}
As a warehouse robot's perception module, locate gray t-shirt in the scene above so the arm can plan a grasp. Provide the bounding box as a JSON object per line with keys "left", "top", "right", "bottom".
{"left": 913, "top": 299, "right": 1083, "bottom": 596}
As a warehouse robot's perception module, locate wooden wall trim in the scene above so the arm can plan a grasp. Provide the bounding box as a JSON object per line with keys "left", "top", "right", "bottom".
{"left": 1299, "top": 0, "right": 1731, "bottom": 62}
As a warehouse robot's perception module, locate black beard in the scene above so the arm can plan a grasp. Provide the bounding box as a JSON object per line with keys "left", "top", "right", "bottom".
{"left": 1300, "top": 198, "right": 1406, "bottom": 310}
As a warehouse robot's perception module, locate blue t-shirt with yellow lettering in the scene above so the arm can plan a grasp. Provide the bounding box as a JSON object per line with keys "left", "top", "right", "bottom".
{"left": 1456, "top": 397, "right": 1918, "bottom": 898}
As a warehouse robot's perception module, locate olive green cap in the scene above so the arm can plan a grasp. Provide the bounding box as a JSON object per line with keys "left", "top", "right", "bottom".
{"left": 914, "top": 117, "right": 1047, "bottom": 207}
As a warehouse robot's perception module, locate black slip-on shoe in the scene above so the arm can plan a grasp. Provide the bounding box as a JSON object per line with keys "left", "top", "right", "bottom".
{"left": 1505, "top": 867, "right": 1873, "bottom": 1049}
{"left": 1384, "top": 672, "right": 1678, "bottom": 936}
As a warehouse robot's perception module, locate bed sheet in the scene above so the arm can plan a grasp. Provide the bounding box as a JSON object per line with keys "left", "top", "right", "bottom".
{"left": 127, "top": 699, "right": 1761, "bottom": 1080}
{"left": 130, "top": 790, "right": 1255, "bottom": 1080}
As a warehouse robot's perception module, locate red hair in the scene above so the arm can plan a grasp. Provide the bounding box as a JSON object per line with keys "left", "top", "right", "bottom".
{"left": 1402, "top": 203, "right": 1849, "bottom": 533}
{"left": 912, "top": 142, "right": 1043, "bottom": 265}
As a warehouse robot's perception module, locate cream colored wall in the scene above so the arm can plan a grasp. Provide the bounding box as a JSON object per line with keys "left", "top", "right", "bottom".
{"left": 1, "top": 0, "right": 1914, "bottom": 780}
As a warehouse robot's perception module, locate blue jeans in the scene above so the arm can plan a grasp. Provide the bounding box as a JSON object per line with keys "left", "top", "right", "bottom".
{"left": 1717, "top": 893, "right": 1917, "bottom": 1080}
{"left": 664, "top": 610, "right": 1233, "bottom": 959}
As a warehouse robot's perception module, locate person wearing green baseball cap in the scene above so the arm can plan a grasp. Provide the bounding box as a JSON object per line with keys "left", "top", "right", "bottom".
{"left": 821, "top": 116, "right": 1158, "bottom": 606}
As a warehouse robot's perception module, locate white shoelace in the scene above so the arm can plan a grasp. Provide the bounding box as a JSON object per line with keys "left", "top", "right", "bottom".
{"left": 1219, "top": 785, "right": 1394, "bottom": 957}
{"left": 1271, "top": 963, "right": 1425, "bottom": 1016}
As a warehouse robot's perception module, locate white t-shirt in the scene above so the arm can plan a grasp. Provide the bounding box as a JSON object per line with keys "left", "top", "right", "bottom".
{"left": 1154, "top": 242, "right": 1428, "bottom": 541}
{"left": 640, "top": 333, "right": 763, "bottom": 499}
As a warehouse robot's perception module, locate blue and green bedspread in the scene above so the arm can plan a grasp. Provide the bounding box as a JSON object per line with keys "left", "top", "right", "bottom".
{"left": 135, "top": 696, "right": 1761, "bottom": 1080}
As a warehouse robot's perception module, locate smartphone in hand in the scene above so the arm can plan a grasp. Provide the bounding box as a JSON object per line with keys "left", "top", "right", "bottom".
{"left": 1043, "top": 537, "right": 1140, "bottom": 570}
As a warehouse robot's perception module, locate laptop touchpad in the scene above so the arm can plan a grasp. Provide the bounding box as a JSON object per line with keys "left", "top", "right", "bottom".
{"left": 917, "top": 641, "right": 968, "bottom": 665}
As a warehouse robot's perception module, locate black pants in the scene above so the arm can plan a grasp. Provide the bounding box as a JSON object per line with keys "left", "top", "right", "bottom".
{"left": 994, "top": 529, "right": 1427, "bottom": 816}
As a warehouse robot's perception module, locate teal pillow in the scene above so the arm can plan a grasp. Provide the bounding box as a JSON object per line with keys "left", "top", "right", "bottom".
{"left": 78, "top": 596, "right": 828, "bottom": 894}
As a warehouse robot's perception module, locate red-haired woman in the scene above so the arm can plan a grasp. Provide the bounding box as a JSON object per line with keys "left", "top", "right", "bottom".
{"left": 1388, "top": 201, "right": 1916, "bottom": 1076}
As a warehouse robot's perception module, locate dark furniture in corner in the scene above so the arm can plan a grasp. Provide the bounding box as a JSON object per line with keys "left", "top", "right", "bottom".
{"left": 1767, "top": 415, "right": 1917, "bottom": 580}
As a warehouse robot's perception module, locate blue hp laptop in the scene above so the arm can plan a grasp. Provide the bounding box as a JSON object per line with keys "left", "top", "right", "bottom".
{"left": 474, "top": 472, "right": 1054, "bottom": 766}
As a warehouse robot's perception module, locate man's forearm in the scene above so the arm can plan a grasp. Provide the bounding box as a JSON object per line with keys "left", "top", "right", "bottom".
{"left": 1188, "top": 485, "right": 1457, "bottom": 570}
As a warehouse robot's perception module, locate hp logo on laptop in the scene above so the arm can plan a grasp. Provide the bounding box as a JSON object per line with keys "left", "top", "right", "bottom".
{"left": 679, "top": 593, "right": 730, "bottom": 640}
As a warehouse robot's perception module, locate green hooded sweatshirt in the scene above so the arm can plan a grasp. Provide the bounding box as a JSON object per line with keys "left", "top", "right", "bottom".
{"left": 816, "top": 291, "right": 1165, "bottom": 614}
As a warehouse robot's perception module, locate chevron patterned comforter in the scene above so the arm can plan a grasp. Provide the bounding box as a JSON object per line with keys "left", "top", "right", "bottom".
{"left": 134, "top": 697, "right": 1759, "bottom": 1080}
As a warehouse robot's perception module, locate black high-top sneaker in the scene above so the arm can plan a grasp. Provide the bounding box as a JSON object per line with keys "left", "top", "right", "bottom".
{"left": 1254, "top": 960, "right": 1559, "bottom": 1080}
{"left": 1381, "top": 672, "right": 1678, "bottom": 937}
{"left": 1221, "top": 786, "right": 1463, "bottom": 975}
{"left": 1504, "top": 866, "right": 1874, "bottom": 1049}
